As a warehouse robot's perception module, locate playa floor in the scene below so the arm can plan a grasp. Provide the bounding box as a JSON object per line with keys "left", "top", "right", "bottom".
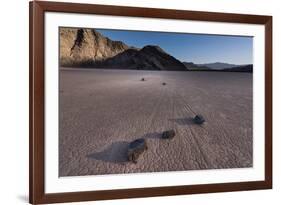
{"left": 59, "top": 69, "right": 253, "bottom": 176}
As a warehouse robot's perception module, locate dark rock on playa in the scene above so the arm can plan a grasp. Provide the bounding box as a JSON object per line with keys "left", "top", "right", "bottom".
{"left": 162, "top": 129, "right": 176, "bottom": 139}
{"left": 193, "top": 115, "right": 205, "bottom": 125}
{"left": 128, "top": 138, "right": 148, "bottom": 163}
{"left": 141, "top": 78, "right": 145, "bottom": 81}
{"left": 162, "top": 82, "right": 166, "bottom": 85}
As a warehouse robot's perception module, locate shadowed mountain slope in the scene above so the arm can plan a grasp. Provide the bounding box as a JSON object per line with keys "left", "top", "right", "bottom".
{"left": 100, "top": 45, "right": 187, "bottom": 71}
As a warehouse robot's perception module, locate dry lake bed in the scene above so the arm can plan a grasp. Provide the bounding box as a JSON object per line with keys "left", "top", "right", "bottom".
{"left": 59, "top": 68, "right": 253, "bottom": 176}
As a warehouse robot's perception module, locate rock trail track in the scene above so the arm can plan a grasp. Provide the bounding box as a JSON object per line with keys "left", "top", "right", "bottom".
{"left": 59, "top": 69, "right": 253, "bottom": 176}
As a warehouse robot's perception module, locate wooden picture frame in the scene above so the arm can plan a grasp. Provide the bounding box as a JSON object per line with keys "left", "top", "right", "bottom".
{"left": 29, "top": 1, "right": 272, "bottom": 204}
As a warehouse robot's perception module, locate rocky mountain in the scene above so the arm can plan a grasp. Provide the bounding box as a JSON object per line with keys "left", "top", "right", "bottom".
{"left": 60, "top": 28, "right": 186, "bottom": 71}
{"left": 60, "top": 28, "right": 129, "bottom": 67}
{"left": 99, "top": 45, "right": 187, "bottom": 71}
{"left": 60, "top": 28, "right": 251, "bottom": 72}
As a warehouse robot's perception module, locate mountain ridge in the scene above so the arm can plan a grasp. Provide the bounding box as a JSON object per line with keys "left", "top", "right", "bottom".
{"left": 60, "top": 28, "right": 252, "bottom": 72}
{"left": 60, "top": 28, "right": 186, "bottom": 71}
{"left": 197, "top": 62, "right": 248, "bottom": 70}
{"left": 183, "top": 61, "right": 253, "bottom": 72}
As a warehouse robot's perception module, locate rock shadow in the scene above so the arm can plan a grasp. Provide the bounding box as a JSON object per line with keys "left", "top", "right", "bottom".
{"left": 169, "top": 117, "right": 195, "bottom": 126}
{"left": 142, "top": 132, "right": 162, "bottom": 140}
{"left": 87, "top": 132, "right": 162, "bottom": 163}
{"left": 87, "top": 141, "right": 130, "bottom": 163}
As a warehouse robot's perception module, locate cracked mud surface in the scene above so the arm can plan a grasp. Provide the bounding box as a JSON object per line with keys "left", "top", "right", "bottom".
{"left": 59, "top": 69, "right": 253, "bottom": 176}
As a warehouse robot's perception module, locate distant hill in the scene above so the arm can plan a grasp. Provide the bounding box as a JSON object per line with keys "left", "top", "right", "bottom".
{"left": 183, "top": 61, "right": 253, "bottom": 72}
{"left": 60, "top": 28, "right": 186, "bottom": 71}
{"left": 222, "top": 64, "right": 253, "bottom": 72}
{"left": 197, "top": 62, "right": 242, "bottom": 70}
{"left": 183, "top": 62, "right": 211, "bottom": 71}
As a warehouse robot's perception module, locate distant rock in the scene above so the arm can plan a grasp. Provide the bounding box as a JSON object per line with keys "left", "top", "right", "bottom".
{"left": 127, "top": 138, "right": 147, "bottom": 163}
{"left": 162, "top": 82, "right": 167, "bottom": 85}
{"left": 141, "top": 78, "right": 145, "bottom": 81}
{"left": 162, "top": 130, "right": 176, "bottom": 139}
{"left": 193, "top": 115, "right": 205, "bottom": 125}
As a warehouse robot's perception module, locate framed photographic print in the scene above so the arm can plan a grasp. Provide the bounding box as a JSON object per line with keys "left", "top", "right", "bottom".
{"left": 29, "top": 1, "right": 272, "bottom": 204}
